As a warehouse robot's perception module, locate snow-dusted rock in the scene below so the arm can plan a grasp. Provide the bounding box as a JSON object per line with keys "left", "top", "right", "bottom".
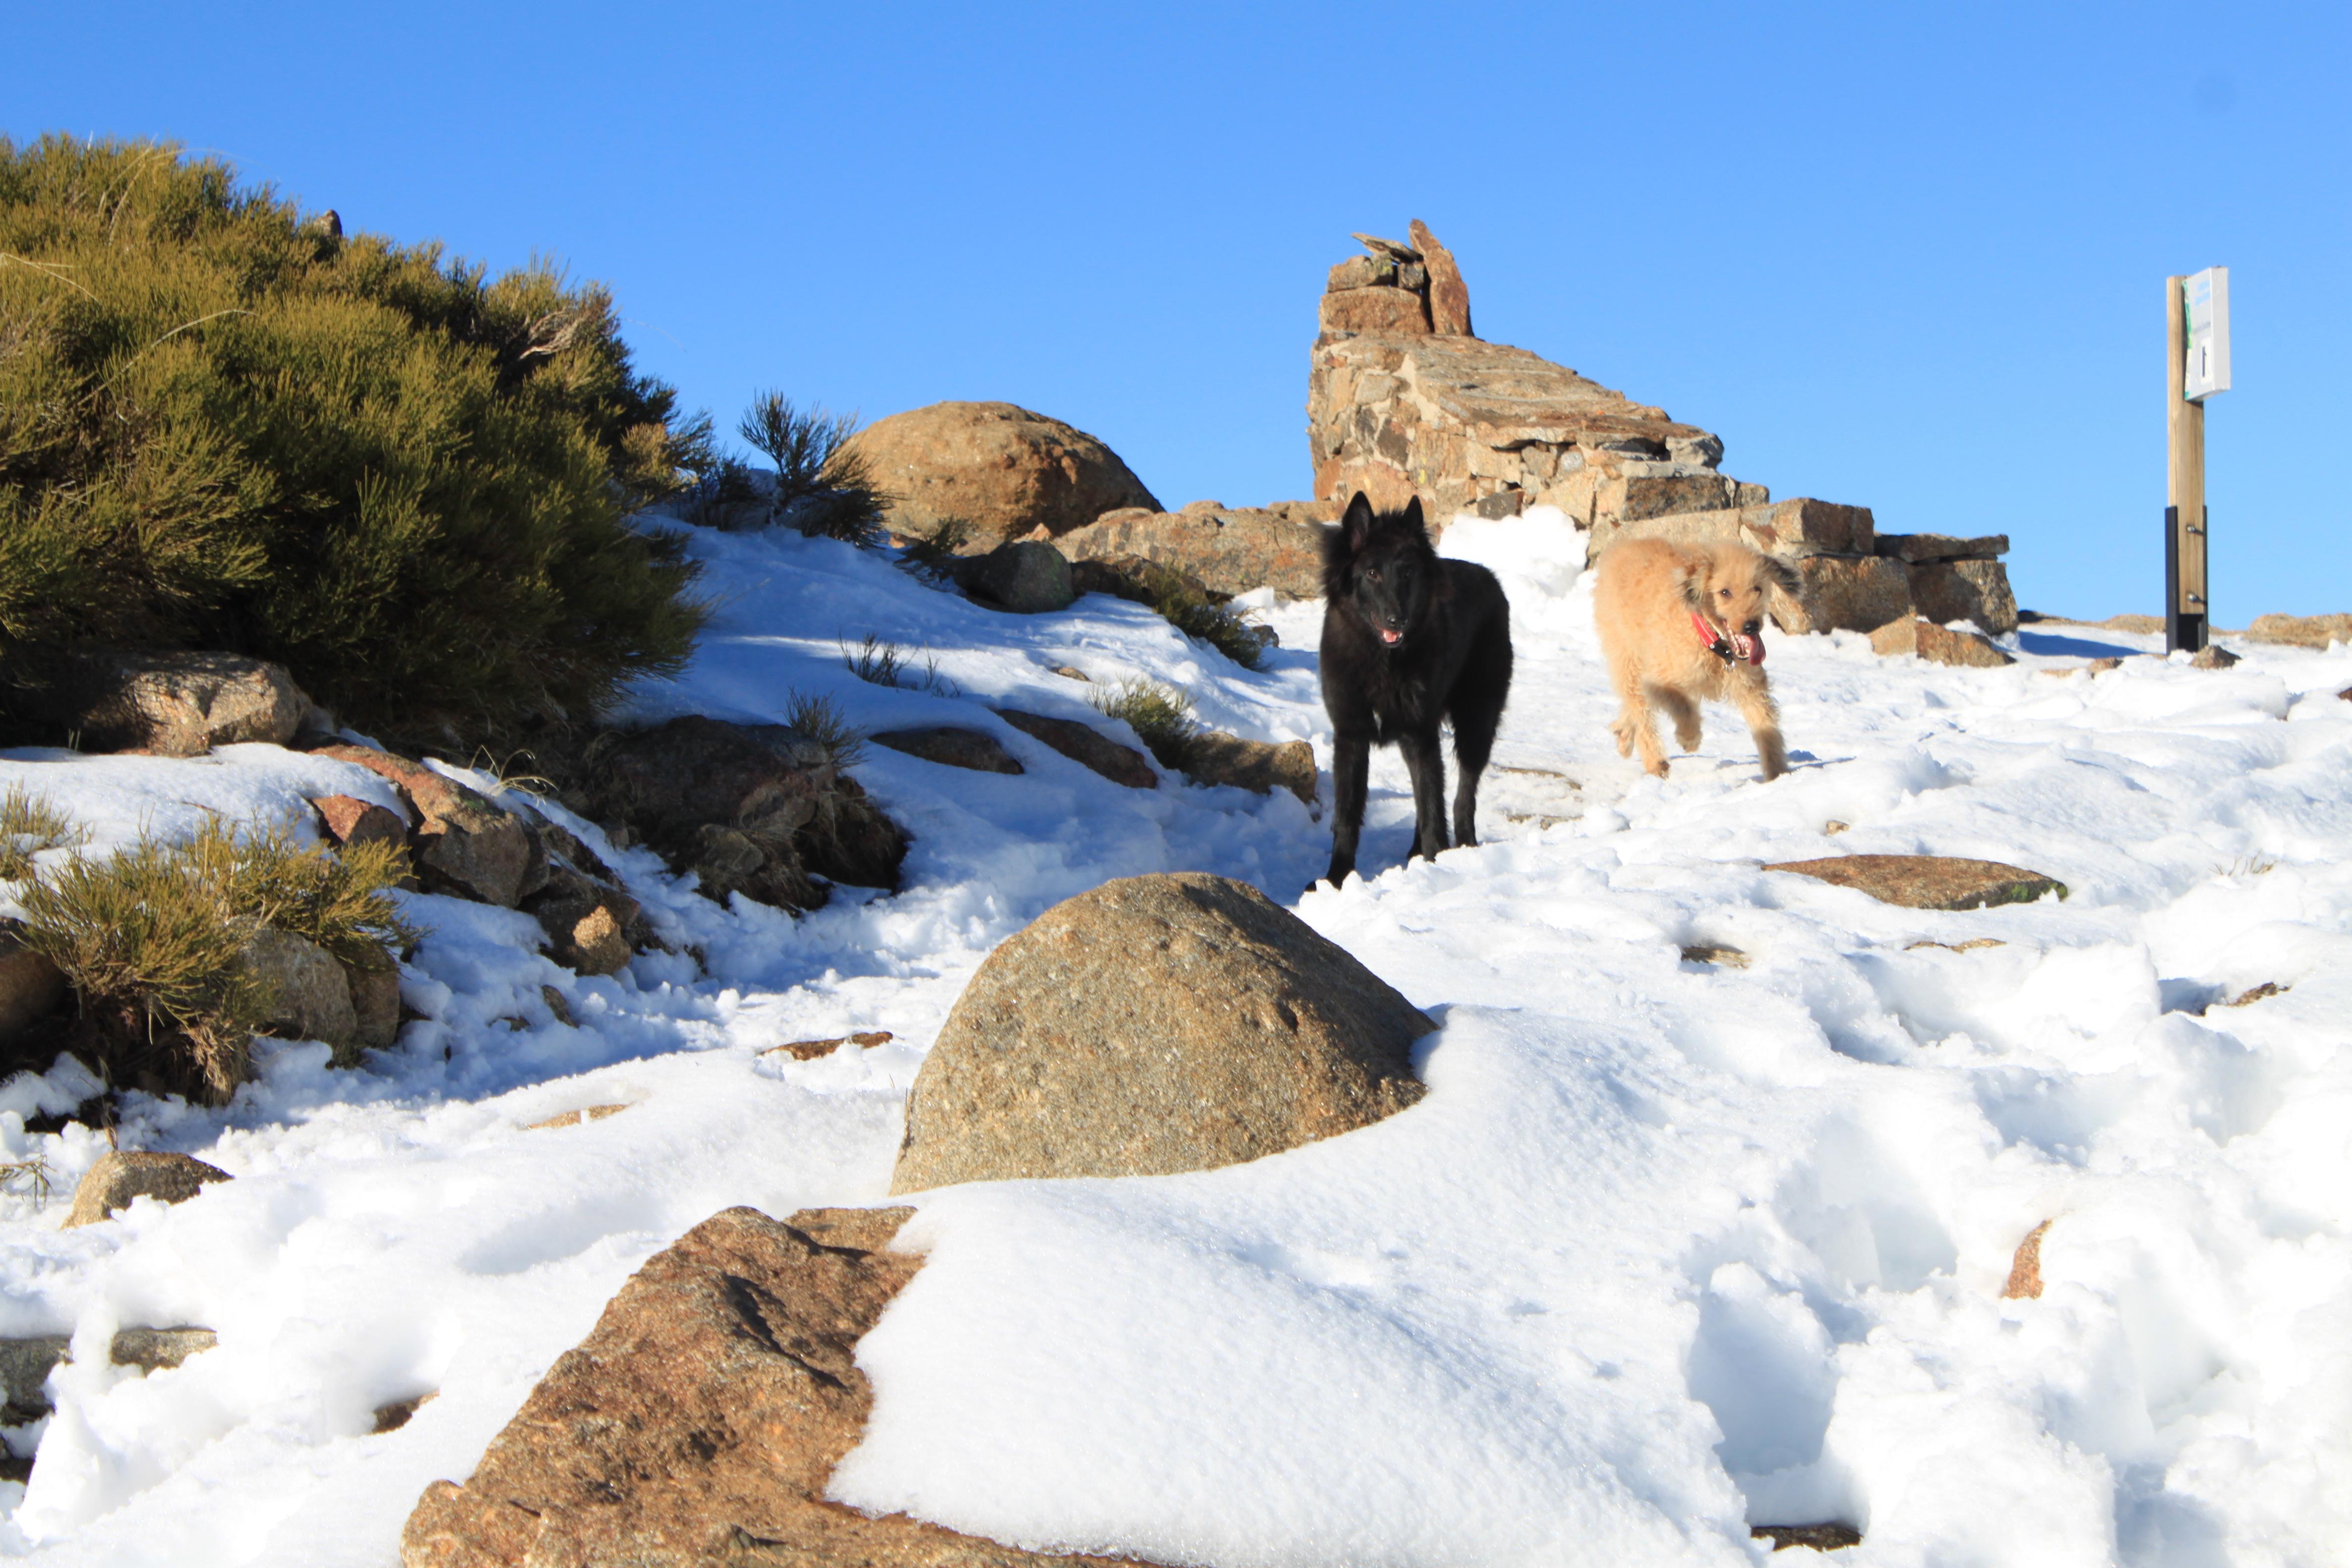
{"left": 1868, "top": 615, "right": 2015, "bottom": 666}
{"left": 398, "top": 1204, "right": 1134, "bottom": 1568}
{"left": 309, "top": 742, "right": 542, "bottom": 907}
{"left": 891, "top": 873, "right": 1429, "bottom": 1192}
{"left": 1176, "top": 730, "right": 1318, "bottom": 807}
{"left": 871, "top": 727, "right": 1024, "bottom": 775}
{"left": 993, "top": 709, "right": 1156, "bottom": 789}
{"left": 63, "top": 1149, "right": 231, "bottom": 1229}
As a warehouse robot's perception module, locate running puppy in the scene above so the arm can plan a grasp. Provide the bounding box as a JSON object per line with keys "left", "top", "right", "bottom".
{"left": 1594, "top": 537, "right": 1797, "bottom": 781}
{"left": 1318, "top": 492, "right": 1513, "bottom": 885}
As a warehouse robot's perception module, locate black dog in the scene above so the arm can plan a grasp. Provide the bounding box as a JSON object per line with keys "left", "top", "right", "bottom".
{"left": 1317, "top": 492, "right": 1513, "bottom": 886}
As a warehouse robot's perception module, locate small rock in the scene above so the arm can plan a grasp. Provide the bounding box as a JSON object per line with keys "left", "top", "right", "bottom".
{"left": 1868, "top": 617, "right": 2017, "bottom": 668}
{"left": 1318, "top": 284, "right": 1431, "bottom": 336}
{"left": 1350, "top": 231, "right": 1421, "bottom": 262}
{"left": 2003, "top": 1219, "right": 2053, "bottom": 1299}
{"left": 1679, "top": 944, "right": 1748, "bottom": 968}
{"left": 1823, "top": 821, "right": 1851, "bottom": 834}
{"left": 523, "top": 865, "right": 640, "bottom": 977}
{"left": 309, "top": 794, "right": 409, "bottom": 851}
{"left": 1754, "top": 1523, "right": 1862, "bottom": 1552}
{"left": 2216, "top": 980, "right": 2286, "bottom": 1008}
{"left": 1872, "top": 533, "right": 2010, "bottom": 563}
{"left": 1178, "top": 731, "right": 1318, "bottom": 807}
{"left": 540, "top": 985, "right": 576, "bottom": 1026}
{"left": 893, "top": 874, "right": 1429, "bottom": 1191}
{"left": 343, "top": 952, "right": 402, "bottom": 1052}
{"left": 526, "top": 1104, "right": 630, "bottom": 1131}
{"left": 245, "top": 929, "right": 359, "bottom": 1053}
{"left": 1906, "top": 937, "right": 2007, "bottom": 952}
{"left": 64, "top": 1150, "right": 232, "bottom": 1228}
{"left": 111, "top": 1325, "right": 217, "bottom": 1372}
{"left": 870, "top": 727, "right": 1024, "bottom": 775}
{"left": 2189, "top": 643, "right": 2240, "bottom": 669}
{"left": 763, "top": 1029, "right": 892, "bottom": 1061}
{"left": 0, "top": 921, "right": 66, "bottom": 1049}
{"left": 970, "top": 541, "right": 1078, "bottom": 613}
{"left": 1766, "top": 854, "right": 2065, "bottom": 911}
{"left": 1051, "top": 665, "right": 1089, "bottom": 682}
{"left": 374, "top": 1391, "right": 438, "bottom": 1434}
{"left": 994, "top": 709, "right": 1157, "bottom": 788}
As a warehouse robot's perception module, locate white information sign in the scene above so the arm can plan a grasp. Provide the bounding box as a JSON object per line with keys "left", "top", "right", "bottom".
{"left": 2184, "top": 266, "right": 2230, "bottom": 401}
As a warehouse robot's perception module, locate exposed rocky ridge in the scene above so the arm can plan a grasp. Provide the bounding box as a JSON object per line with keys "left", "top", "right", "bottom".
{"left": 1058, "top": 500, "right": 1333, "bottom": 601}
{"left": 400, "top": 1205, "right": 1148, "bottom": 1568}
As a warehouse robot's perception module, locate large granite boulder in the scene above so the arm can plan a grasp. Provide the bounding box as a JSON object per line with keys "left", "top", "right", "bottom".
{"left": 399, "top": 1205, "right": 1141, "bottom": 1568}
{"left": 892, "top": 873, "right": 1429, "bottom": 1192}
{"left": 6, "top": 649, "right": 314, "bottom": 756}
{"left": 843, "top": 401, "right": 1160, "bottom": 546}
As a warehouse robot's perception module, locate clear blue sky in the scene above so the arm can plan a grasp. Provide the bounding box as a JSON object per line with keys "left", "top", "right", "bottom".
{"left": 10, "top": 2, "right": 2348, "bottom": 622}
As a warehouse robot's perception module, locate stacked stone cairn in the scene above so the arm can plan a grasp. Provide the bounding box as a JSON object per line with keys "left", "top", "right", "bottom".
{"left": 1307, "top": 223, "right": 2016, "bottom": 642}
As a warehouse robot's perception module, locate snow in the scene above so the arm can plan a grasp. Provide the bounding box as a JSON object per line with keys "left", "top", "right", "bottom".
{"left": 0, "top": 511, "right": 2348, "bottom": 1565}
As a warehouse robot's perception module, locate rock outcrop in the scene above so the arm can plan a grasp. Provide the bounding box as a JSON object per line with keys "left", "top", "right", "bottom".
{"left": 872, "top": 727, "right": 1025, "bottom": 775}
{"left": 399, "top": 1205, "right": 1141, "bottom": 1568}
{"left": 1057, "top": 500, "right": 1333, "bottom": 600}
{"left": 1306, "top": 225, "right": 2015, "bottom": 640}
{"left": 1868, "top": 617, "right": 2016, "bottom": 668}
{"left": 308, "top": 744, "right": 540, "bottom": 908}
{"left": 993, "top": 709, "right": 1157, "bottom": 789}
{"left": 892, "top": 873, "right": 1429, "bottom": 1192}
{"left": 844, "top": 401, "right": 1160, "bottom": 546}
{"left": 578, "top": 717, "right": 907, "bottom": 910}
{"left": 63, "top": 1149, "right": 231, "bottom": 1228}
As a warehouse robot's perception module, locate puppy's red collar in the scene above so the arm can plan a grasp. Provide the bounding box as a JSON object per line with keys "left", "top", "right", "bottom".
{"left": 1692, "top": 609, "right": 1764, "bottom": 666}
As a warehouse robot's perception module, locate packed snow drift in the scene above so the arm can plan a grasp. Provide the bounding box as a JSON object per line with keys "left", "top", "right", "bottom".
{"left": 0, "top": 508, "right": 2347, "bottom": 1567}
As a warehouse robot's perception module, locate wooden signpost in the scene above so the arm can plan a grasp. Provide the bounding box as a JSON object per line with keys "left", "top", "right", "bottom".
{"left": 2166, "top": 266, "right": 2228, "bottom": 653}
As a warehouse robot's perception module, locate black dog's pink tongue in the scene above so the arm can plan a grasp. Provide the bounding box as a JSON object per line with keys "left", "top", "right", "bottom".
{"left": 1381, "top": 629, "right": 1402, "bottom": 645}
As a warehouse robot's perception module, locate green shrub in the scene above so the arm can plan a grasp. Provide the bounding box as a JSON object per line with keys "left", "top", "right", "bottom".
{"left": 898, "top": 516, "right": 974, "bottom": 579}
{"left": 783, "top": 690, "right": 866, "bottom": 767}
{"left": 0, "top": 783, "right": 85, "bottom": 881}
{"left": 1088, "top": 678, "right": 1198, "bottom": 769}
{"left": 0, "top": 135, "right": 708, "bottom": 747}
{"left": 736, "top": 392, "right": 883, "bottom": 544}
{"left": 17, "top": 816, "right": 420, "bottom": 1102}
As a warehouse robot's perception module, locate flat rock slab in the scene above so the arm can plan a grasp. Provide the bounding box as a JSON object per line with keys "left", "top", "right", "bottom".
{"left": 892, "top": 873, "right": 1430, "bottom": 1192}
{"left": 994, "top": 709, "right": 1157, "bottom": 788}
{"left": 400, "top": 1205, "right": 1147, "bottom": 1568}
{"left": 0, "top": 1327, "right": 219, "bottom": 1421}
{"left": 1180, "top": 731, "right": 1318, "bottom": 807}
{"left": 871, "top": 727, "right": 1024, "bottom": 775}
{"left": 65, "top": 1149, "right": 232, "bottom": 1228}
{"left": 1873, "top": 533, "right": 2009, "bottom": 562}
{"left": 1868, "top": 617, "right": 2015, "bottom": 668}
{"left": 1766, "top": 854, "right": 2066, "bottom": 911}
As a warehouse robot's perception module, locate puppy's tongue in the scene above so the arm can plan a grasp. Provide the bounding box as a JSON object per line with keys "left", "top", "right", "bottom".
{"left": 1380, "top": 629, "right": 1403, "bottom": 645}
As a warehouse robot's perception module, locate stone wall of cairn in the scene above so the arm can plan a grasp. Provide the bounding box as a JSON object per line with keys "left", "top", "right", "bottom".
{"left": 1305, "top": 224, "right": 2014, "bottom": 635}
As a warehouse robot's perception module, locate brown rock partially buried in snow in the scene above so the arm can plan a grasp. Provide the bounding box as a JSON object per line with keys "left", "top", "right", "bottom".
{"left": 398, "top": 1205, "right": 1147, "bottom": 1568}
{"left": 2003, "top": 1219, "right": 2054, "bottom": 1299}
{"left": 64, "top": 1150, "right": 232, "bottom": 1228}
{"left": 891, "top": 873, "right": 1430, "bottom": 1193}
{"left": 993, "top": 709, "right": 1157, "bottom": 789}
{"left": 1765, "top": 854, "right": 2067, "bottom": 912}
{"left": 1868, "top": 617, "right": 2016, "bottom": 668}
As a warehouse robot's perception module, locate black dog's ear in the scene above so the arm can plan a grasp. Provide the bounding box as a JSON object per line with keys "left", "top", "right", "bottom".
{"left": 1401, "top": 495, "right": 1428, "bottom": 540}
{"left": 1342, "top": 491, "right": 1374, "bottom": 553}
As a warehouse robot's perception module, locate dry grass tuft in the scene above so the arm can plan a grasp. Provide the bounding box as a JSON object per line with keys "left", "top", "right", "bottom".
{"left": 0, "top": 784, "right": 86, "bottom": 881}
{"left": 1088, "top": 679, "right": 1199, "bottom": 769}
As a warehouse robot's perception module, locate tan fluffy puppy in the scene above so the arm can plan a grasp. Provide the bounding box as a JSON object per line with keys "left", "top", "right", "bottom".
{"left": 1593, "top": 538, "right": 1798, "bottom": 781}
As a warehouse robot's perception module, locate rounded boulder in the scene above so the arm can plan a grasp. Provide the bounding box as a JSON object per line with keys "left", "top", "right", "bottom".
{"left": 890, "top": 873, "right": 1431, "bottom": 1192}
{"left": 843, "top": 401, "right": 1160, "bottom": 546}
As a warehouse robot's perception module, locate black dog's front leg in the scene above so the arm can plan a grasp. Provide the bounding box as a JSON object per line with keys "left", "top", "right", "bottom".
{"left": 1323, "top": 732, "right": 1371, "bottom": 885}
{"left": 1398, "top": 728, "right": 1450, "bottom": 861}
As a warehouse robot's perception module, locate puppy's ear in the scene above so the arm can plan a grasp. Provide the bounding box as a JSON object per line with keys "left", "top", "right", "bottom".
{"left": 1401, "top": 495, "right": 1428, "bottom": 540}
{"left": 1758, "top": 554, "right": 1803, "bottom": 595}
{"left": 1677, "top": 561, "right": 1713, "bottom": 612}
{"left": 1342, "top": 491, "right": 1374, "bottom": 554}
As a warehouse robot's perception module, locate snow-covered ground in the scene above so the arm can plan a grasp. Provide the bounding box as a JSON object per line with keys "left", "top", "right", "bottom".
{"left": 0, "top": 510, "right": 2348, "bottom": 1566}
